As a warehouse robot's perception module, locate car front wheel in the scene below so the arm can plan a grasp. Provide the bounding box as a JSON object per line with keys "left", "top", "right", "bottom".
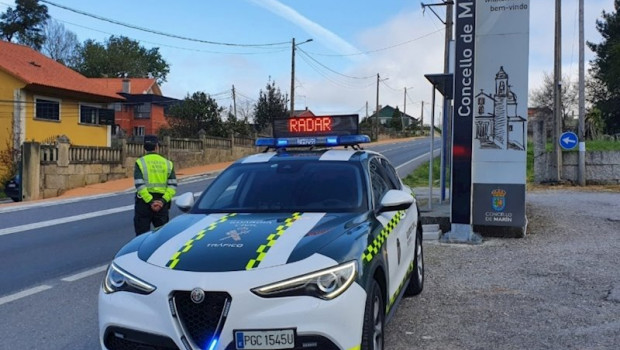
{"left": 405, "top": 222, "right": 424, "bottom": 296}
{"left": 362, "top": 279, "right": 384, "bottom": 350}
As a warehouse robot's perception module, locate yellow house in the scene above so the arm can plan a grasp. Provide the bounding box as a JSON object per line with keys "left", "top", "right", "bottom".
{"left": 0, "top": 40, "right": 124, "bottom": 178}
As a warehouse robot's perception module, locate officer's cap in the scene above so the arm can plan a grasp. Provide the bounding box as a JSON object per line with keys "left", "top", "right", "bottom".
{"left": 144, "top": 135, "right": 159, "bottom": 146}
{"left": 144, "top": 135, "right": 159, "bottom": 150}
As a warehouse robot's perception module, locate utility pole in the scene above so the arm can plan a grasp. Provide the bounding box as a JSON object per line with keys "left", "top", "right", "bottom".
{"left": 290, "top": 38, "right": 313, "bottom": 117}
{"left": 441, "top": 1, "right": 453, "bottom": 203}
{"left": 578, "top": 0, "right": 586, "bottom": 186}
{"left": 403, "top": 87, "right": 408, "bottom": 131}
{"left": 290, "top": 38, "right": 296, "bottom": 117}
{"left": 375, "top": 73, "right": 380, "bottom": 141}
{"left": 422, "top": 0, "right": 454, "bottom": 202}
{"left": 553, "top": 0, "right": 562, "bottom": 181}
{"left": 232, "top": 85, "right": 237, "bottom": 120}
{"left": 421, "top": 100, "right": 425, "bottom": 134}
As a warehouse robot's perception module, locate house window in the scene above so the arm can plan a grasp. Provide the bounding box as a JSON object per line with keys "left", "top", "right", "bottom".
{"left": 80, "top": 105, "right": 99, "bottom": 124}
{"left": 80, "top": 104, "right": 115, "bottom": 125}
{"left": 134, "top": 103, "right": 151, "bottom": 119}
{"left": 133, "top": 126, "right": 145, "bottom": 136}
{"left": 35, "top": 97, "right": 60, "bottom": 121}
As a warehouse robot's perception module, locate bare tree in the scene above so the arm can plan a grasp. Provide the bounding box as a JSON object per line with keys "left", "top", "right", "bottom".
{"left": 41, "top": 19, "right": 79, "bottom": 65}
{"left": 530, "top": 72, "right": 578, "bottom": 127}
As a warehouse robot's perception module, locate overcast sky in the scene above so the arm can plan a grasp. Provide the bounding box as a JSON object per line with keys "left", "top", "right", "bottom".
{"left": 1, "top": 0, "right": 615, "bottom": 123}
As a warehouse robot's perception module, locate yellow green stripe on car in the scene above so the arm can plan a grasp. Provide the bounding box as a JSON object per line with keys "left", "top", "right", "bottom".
{"left": 361, "top": 211, "right": 404, "bottom": 263}
{"left": 166, "top": 213, "right": 237, "bottom": 269}
{"left": 245, "top": 212, "right": 302, "bottom": 270}
{"left": 387, "top": 257, "right": 416, "bottom": 313}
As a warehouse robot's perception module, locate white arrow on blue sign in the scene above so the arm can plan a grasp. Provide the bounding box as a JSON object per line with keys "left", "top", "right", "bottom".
{"left": 559, "top": 131, "right": 578, "bottom": 150}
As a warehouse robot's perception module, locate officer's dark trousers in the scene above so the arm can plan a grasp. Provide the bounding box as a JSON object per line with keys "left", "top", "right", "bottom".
{"left": 134, "top": 194, "right": 170, "bottom": 235}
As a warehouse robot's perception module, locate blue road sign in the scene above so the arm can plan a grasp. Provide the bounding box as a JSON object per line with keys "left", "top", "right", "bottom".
{"left": 560, "top": 131, "right": 578, "bottom": 150}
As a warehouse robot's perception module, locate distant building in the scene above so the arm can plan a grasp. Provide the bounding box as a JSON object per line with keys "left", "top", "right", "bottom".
{"left": 527, "top": 107, "right": 553, "bottom": 139}
{"left": 368, "top": 105, "right": 418, "bottom": 128}
{"left": 0, "top": 40, "right": 123, "bottom": 151}
{"left": 92, "top": 78, "right": 178, "bottom": 138}
{"left": 291, "top": 108, "right": 315, "bottom": 118}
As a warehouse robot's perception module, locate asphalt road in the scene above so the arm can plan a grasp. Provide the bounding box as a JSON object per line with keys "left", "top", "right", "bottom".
{"left": 0, "top": 138, "right": 438, "bottom": 349}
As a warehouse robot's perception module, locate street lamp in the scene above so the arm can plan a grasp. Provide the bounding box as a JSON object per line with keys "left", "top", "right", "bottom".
{"left": 291, "top": 38, "right": 313, "bottom": 116}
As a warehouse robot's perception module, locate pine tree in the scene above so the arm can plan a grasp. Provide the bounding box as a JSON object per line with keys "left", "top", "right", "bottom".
{"left": 253, "top": 81, "right": 288, "bottom": 134}
{"left": 0, "top": 0, "right": 49, "bottom": 50}
{"left": 587, "top": 1, "right": 620, "bottom": 134}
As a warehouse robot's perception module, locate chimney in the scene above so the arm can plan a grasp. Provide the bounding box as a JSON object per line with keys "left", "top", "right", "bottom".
{"left": 122, "top": 79, "right": 131, "bottom": 93}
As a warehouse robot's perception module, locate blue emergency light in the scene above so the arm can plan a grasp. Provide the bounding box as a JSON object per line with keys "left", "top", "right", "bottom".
{"left": 255, "top": 134, "right": 370, "bottom": 148}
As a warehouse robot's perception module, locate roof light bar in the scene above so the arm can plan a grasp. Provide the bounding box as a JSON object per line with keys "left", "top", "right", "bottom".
{"left": 255, "top": 134, "right": 370, "bottom": 148}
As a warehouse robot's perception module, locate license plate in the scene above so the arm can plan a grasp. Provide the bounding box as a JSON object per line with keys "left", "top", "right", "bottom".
{"left": 7, "top": 184, "right": 15, "bottom": 188}
{"left": 234, "top": 329, "right": 295, "bottom": 349}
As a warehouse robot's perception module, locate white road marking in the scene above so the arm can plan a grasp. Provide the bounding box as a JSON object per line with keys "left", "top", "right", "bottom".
{"left": 61, "top": 265, "right": 108, "bottom": 282}
{"left": 0, "top": 205, "right": 133, "bottom": 236}
{"left": 395, "top": 149, "right": 440, "bottom": 170}
{"left": 0, "top": 191, "right": 203, "bottom": 237}
{"left": 0, "top": 285, "right": 52, "bottom": 306}
{"left": 0, "top": 175, "right": 216, "bottom": 214}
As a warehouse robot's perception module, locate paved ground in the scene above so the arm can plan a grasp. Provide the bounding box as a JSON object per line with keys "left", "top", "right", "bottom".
{"left": 385, "top": 188, "right": 620, "bottom": 350}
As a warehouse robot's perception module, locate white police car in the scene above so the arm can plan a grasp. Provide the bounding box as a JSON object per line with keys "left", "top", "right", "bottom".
{"left": 99, "top": 115, "right": 424, "bottom": 350}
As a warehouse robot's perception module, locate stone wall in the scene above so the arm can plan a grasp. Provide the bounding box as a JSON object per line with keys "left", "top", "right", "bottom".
{"left": 562, "top": 151, "right": 620, "bottom": 185}
{"left": 20, "top": 135, "right": 260, "bottom": 201}
{"left": 40, "top": 162, "right": 128, "bottom": 199}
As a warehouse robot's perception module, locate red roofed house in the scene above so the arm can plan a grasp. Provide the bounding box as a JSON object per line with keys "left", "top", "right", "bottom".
{"left": 92, "top": 78, "right": 178, "bottom": 138}
{"left": 0, "top": 40, "right": 124, "bottom": 151}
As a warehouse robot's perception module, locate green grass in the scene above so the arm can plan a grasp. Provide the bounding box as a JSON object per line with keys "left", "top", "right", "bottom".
{"left": 580, "top": 140, "right": 620, "bottom": 151}
{"left": 404, "top": 139, "right": 619, "bottom": 186}
{"left": 402, "top": 156, "right": 447, "bottom": 188}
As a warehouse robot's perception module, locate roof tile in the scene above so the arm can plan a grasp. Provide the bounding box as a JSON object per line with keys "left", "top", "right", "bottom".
{"left": 0, "top": 40, "right": 123, "bottom": 100}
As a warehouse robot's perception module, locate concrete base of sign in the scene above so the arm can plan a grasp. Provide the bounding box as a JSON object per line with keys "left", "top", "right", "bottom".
{"left": 473, "top": 223, "right": 527, "bottom": 238}
{"left": 440, "top": 223, "right": 483, "bottom": 245}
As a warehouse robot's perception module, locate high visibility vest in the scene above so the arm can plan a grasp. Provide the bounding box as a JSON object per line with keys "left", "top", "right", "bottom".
{"left": 135, "top": 153, "right": 175, "bottom": 202}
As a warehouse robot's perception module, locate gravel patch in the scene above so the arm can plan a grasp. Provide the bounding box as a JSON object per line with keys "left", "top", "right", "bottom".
{"left": 385, "top": 189, "right": 620, "bottom": 350}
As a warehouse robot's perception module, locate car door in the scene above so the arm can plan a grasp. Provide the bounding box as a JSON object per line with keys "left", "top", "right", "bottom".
{"left": 380, "top": 158, "right": 418, "bottom": 294}
{"left": 368, "top": 156, "right": 405, "bottom": 306}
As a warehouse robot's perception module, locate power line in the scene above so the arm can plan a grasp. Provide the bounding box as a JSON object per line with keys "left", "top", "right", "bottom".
{"left": 53, "top": 17, "right": 288, "bottom": 56}
{"left": 304, "top": 28, "right": 443, "bottom": 57}
{"left": 40, "top": 0, "right": 290, "bottom": 48}
{"left": 297, "top": 51, "right": 374, "bottom": 90}
{"left": 297, "top": 48, "right": 375, "bottom": 80}
{"left": 380, "top": 80, "right": 399, "bottom": 92}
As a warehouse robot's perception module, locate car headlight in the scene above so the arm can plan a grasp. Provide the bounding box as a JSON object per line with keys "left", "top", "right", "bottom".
{"left": 252, "top": 261, "right": 357, "bottom": 300}
{"left": 102, "top": 262, "right": 156, "bottom": 295}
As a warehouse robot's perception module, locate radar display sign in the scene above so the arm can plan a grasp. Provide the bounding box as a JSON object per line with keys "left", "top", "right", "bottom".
{"left": 273, "top": 114, "right": 359, "bottom": 138}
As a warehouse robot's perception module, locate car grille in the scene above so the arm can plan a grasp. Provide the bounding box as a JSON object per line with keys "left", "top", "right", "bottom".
{"left": 103, "top": 326, "right": 179, "bottom": 350}
{"left": 171, "top": 290, "right": 231, "bottom": 348}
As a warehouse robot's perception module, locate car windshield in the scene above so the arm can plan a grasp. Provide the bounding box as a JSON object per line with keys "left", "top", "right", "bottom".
{"left": 194, "top": 160, "right": 367, "bottom": 213}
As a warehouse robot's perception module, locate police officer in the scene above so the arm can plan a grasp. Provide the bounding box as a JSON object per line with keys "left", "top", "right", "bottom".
{"left": 133, "top": 135, "right": 177, "bottom": 235}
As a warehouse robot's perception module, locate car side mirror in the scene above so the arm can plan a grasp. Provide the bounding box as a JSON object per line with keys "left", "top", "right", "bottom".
{"left": 175, "top": 192, "right": 195, "bottom": 212}
{"left": 377, "top": 189, "right": 413, "bottom": 213}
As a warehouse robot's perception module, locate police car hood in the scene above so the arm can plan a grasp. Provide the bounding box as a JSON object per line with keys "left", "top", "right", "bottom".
{"left": 136, "top": 212, "right": 363, "bottom": 272}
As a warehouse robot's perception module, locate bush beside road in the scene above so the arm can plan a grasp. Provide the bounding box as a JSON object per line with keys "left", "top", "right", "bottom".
{"left": 385, "top": 189, "right": 620, "bottom": 349}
